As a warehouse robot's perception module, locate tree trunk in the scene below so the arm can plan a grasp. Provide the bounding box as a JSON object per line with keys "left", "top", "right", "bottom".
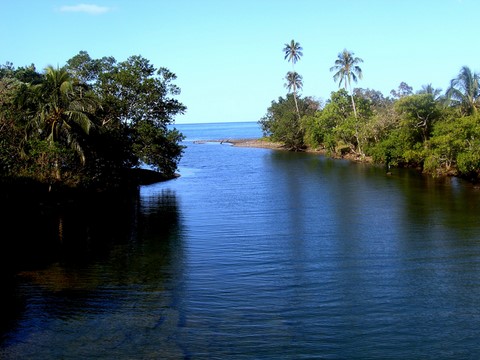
{"left": 293, "top": 91, "right": 300, "bottom": 116}
{"left": 348, "top": 82, "right": 358, "bottom": 119}
{"left": 348, "top": 85, "right": 362, "bottom": 155}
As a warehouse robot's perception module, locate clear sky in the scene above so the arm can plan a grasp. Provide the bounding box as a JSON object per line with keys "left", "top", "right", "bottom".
{"left": 1, "top": 0, "right": 479, "bottom": 124}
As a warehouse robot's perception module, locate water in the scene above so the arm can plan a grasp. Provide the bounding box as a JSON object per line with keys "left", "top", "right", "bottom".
{"left": 172, "top": 121, "right": 263, "bottom": 142}
{"left": 2, "top": 121, "right": 480, "bottom": 359}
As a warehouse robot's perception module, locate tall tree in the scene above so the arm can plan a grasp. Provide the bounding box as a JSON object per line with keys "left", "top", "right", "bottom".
{"left": 283, "top": 40, "right": 303, "bottom": 115}
{"left": 395, "top": 94, "right": 440, "bottom": 143}
{"left": 445, "top": 66, "right": 480, "bottom": 115}
{"left": 259, "top": 94, "right": 319, "bottom": 151}
{"left": 284, "top": 71, "right": 303, "bottom": 114}
{"left": 66, "top": 50, "right": 101, "bottom": 84}
{"left": 32, "top": 66, "right": 99, "bottom": 165}
{"left": 390, "top": 82, "right": 413, "bottom": 99}
{"left": 283, "top": 40, "right": 303, "bottom": 68}
{"left": 417, "top": 83, "right": 442, "bottom": 99}
{"left": 93, "top": 55, "right": 186, "bottom": 175}
{"left": 330, "top": 49, "right": 363, "bottom": 119}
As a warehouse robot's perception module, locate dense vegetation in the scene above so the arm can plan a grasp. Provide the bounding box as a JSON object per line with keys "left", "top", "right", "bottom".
{"left": 0, "top": 51, "right": 185, "bottom": 192}
{"left": 260, "top": 41, "right": 480, "bottom": 181}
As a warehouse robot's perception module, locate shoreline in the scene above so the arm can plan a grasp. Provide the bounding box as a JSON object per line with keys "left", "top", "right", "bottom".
{"left": 198, "top": 138, "right": 478, "bottom": 184}
{"left": 193, "top": 138, "right": 283, "bottom": 149}
{"left": 196, "top": 138, "right": 480, "bottom": 183}
{"left": 224, "top": 139, "right": 480, "bottom": 187}
{"left": 227, "top": 138, "right": 285, "bottom": 150}
{"left": 224, "top": 138, "right": 373, "bottom": 163}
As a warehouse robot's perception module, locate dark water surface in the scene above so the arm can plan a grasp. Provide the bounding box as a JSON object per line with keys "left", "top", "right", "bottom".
{"left": 2, "top": 122, "right": 480, "bottom": 359}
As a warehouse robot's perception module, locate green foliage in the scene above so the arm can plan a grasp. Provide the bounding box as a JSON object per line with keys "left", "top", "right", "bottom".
{"left": 283, "top": 40, "right": 303, "bottom": 115}
{"left": 94, "top": 56, "right": 185, "bottom": 127}
{"left": 132, "top": 121, "right": 185, "bottom": 176}
{"left": 283, "top": 40, "right": 303, "bottom": 66}
{"left": 0, "top": 76, "right": 26, "bottom": 176}
{"left": 301, "top": 92, "right": 347, "bottom": 150}
{"left": 0, "top": 119, "right": 22, "bottom": 176}
{"left": 284, "top": 71, "right": 303, "bottom": 94}
{"left": 0, "top": 52, "right": 186, "bottom": 190}
{"left": 360, "top": 105, "right": 398, "bottom": 146}
{"left": 31, "top": 66, "right": 100, "bottom": 161}
{"left": 424, "top": 115, "right": 480, "bottom": 178}
{"left": 445, "top": 66, "right": 480, "bottom": 116}
{"left": 365, "top": 94, "right": 441, "bottom": 170}
{"left": 301, "top": 112, "right": 328, "bottom": 149}
{"left": 80, "top": 54, "right": 187, "bottom": 175}
{"left": 390, "top": 82, "right": 413, "bottom": 99}
{"left": 66, "top": 50, "right": 101, "bottom": 84}
{"left": 330, "top": 49, "right": 363, "bottom": 90}
{"left": 457, "top": 151, "right": 480, "bottom": 177}
{"left": 369, "top": 126, "right": 424, "bottom": 168}
{"left": 394, "top": 94, "right": 441, "bottom": 143}
{"left": 259, "top": 95, "right": 303, "bottom": 150}
{"left": 368, "top": 130, "right": 402, "bottom": 166}
{"left": 19, "top": 139, "right": 80, "bottom": 185}
{"left": 301, "top": 89, "right": 373, "bottom": 155}
{"left": 259, "top": 46, "right": 480, "bottom": 180}
{"left": 259, "top": 94, "right": 318, "bottom": 151}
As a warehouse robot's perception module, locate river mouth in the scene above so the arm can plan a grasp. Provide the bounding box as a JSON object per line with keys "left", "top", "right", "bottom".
{"left": 2, "top": 122, "right": 480, "bottom": 359}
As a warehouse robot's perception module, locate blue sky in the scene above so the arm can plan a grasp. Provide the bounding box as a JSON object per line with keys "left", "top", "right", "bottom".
{"left": 1, "top": 0, "right": 479, "bottom": 124}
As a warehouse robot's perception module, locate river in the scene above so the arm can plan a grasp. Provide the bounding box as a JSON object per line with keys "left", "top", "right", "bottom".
{"left": 1, "top": 121, "right": 480, "bottom": 359}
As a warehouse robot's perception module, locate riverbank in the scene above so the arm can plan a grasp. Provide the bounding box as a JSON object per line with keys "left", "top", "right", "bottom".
{"left": 227, "top": 138, "right": 284, "bottom": 150}
{"left": 0, "top": 168, "right": 177, "bottom": 208}
{"left": 226, "top": 138, "right": 480, "bottom": 187}
{"left": 194, "top": 137, "right": 480, "bottom": 185}
{"left": 226, "top": 138, "right": 373, "bottom": 164}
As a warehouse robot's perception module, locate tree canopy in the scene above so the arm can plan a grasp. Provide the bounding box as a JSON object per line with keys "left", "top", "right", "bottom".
{"left": 330, "top": 49, "right": 363, "bottom": 119}
{"left": 260, "top": 41, "right": 480, "bottom": 181}
{"left": 0, "top": 52, "right": 186, "bottom": 191}
{"left": 445, "top": 66, "right": 480, "bottom": 115}
{"left": 283, "top": 40, "right": 303, "bottom": 67}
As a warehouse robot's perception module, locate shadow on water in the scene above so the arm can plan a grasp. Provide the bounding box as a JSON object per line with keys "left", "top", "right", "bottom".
{"left": 0, "top": 188, "right": 185, "bottom": 351}
{"left": 266, "top": 151, "right": 480, "bottom": 358}
{"left": 394, "top": 169, "right": 480, "bottom": 232}
{"left": 269, "top": 150, "right": 480, "bottom": 237}
{"left": 4, "top": 141, "right": 480, "bottom": 358}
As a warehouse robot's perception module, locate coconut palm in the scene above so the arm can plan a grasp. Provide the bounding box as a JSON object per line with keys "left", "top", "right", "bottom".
{"left": 30, "top": 66, "right": 100, "bottom": 177}
{"left": 284, "top": 71, "right": 303, "bottom": 114}
{"left": 283, "top": 40, "right": 303, "bottom": 115}
{"left": 418, "top": 83, "right": 442, "bottom": 99}
{"left": 283, "top": 40, "right": 303, "bottom": 69}
{"left": 330, "top": 49, "right": 363, "bottom": 118}
{"left": 445, "top": 66, "right": 480, "bottom": 115}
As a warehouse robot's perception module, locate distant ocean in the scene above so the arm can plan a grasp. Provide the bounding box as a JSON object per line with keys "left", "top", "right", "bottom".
{"left": 172, "top": 121, "right": 263, "bottom": 142}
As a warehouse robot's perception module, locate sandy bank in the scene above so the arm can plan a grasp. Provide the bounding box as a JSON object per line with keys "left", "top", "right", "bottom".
{"left": 227, "top": 138, "right": 285, "bottom": 149}
{"left": 193, "top": 138, "right": 283, "bottom": 149}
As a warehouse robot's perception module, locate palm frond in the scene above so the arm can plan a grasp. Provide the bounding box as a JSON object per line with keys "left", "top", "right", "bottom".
{"left": 446, "top": 66, "right": 480, "bottom": 114}
{"left": 284, "top": 71, "right": 303, "bottom": 93}
{"left": 283, "top": 40, "right": 303, "bottom": 65}
{"left": 67, "top": 135, "right": 86, "bottom": 165}
{"left": 65, "top": 111, "right": 95, "bottom": 135}
{"left": 330, "top": 49, "right": 363, "bottom": 89}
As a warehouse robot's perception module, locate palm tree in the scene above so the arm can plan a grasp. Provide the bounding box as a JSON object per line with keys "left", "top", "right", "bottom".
{"left": 330, "top": 49, "right": 363, "bottom": 119}
{"left": 284, "top": 71, "right": 303, "bottom": 114}
{"left": 283, "top": 40, "right": 303, "bottom": 116}
{"left": 418, "top": 83, "right": 442, "bottom": 99}
{"left": 31, "top": 66, "right": 100, "bottom": 178}
{"left": 445, "top": 66, "right": 480, "bottom": 115}
{"left": 283, "top": 40, "right": 303, "bottom": 68}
